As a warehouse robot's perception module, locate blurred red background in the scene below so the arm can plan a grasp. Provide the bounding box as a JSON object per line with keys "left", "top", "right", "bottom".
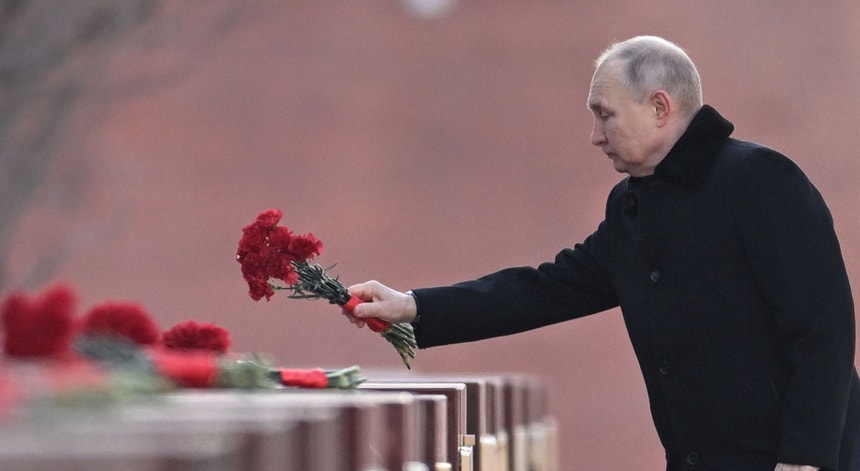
{"left": 5, "top": 1, "right": 860, "bottom": 468}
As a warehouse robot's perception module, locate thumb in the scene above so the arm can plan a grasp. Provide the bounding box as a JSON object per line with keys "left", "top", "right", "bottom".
{"left": 346, "top": 280, "right": 384, "bottom": 302}
{"left": 351, "top": 300, "right": 381, "bottom": 319}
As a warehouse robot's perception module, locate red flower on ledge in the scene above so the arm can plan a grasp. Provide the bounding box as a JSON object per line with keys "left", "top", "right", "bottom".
{"left": 163, "top": 320, "right": 232, "bottom": 354}
{"left": 236, "top": 209, "right": 416, "bottom": 368}
{"left": 79, "top": 301, "right": 160, "bottom": 346}
{"left": 1, "top": 284, "right": 77, "bottom": 357}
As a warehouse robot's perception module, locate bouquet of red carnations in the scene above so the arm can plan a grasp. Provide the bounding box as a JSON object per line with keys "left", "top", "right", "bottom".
{"left": 236, "top": 209, "right": 416, "bottom": 368}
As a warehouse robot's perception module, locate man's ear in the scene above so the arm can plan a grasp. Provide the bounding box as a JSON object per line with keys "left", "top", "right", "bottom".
{"left": 652, "top": 90, "right": 672, "bottom": 127}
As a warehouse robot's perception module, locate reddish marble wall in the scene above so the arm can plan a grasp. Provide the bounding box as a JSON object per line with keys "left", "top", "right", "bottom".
{"left": 8, "top": 2, "right": 860, "bottom": 468}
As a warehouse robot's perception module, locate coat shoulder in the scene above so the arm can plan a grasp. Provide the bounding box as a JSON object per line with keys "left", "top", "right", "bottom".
{"left": 711, "top": 139, "right": 812, "bottom": 190}
{"left": 715, "top": 139, "right": 802, "bottom": 174}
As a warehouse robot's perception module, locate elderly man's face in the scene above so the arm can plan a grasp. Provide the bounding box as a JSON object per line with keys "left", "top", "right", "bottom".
{"left": 587, "top": 62, "right": 664, "bottom": 177}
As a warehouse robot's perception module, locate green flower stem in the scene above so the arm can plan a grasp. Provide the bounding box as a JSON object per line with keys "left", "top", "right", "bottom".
{"left": 271, "top": 261, "right": 417, "bottom": 369}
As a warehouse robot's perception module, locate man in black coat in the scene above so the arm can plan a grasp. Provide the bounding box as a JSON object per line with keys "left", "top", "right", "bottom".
{"left": 347, "top": 36, "right": 860, "bottom": 470}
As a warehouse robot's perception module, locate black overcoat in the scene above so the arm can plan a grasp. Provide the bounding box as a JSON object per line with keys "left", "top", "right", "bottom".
{"left": 412, "top": 106, "right": 860, "bottom": 470}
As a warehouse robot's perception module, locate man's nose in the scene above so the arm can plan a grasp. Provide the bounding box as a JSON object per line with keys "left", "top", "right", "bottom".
{"left": 590, "top": 122, "right": 606, "bottom": 146}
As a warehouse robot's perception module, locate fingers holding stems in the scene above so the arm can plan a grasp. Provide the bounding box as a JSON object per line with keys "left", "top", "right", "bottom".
{"left": 346, "top": 280, "right": 418, "bottom": 325}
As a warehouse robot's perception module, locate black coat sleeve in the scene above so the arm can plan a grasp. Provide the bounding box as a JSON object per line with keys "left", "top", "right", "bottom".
{"left": 412, "top": 220, "right": 618, "bottom": 349}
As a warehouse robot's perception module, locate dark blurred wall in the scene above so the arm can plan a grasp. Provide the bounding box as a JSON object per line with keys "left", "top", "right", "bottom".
{"left": 6, "top": 1, "right": 860, "bottom": 468}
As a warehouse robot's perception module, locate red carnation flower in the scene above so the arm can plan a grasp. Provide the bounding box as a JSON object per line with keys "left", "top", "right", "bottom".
{"left": 236, "top": 209, "right": 323, "bottom": 301}
{"left": 1, "top": 284, "right": 78, "bottom": 357}
{"left": 162, "top": 320, "right": 231, "bottom": 354}
{"left": 288, "top": 233, "right": 323, "bottom": 261}
{"left": 79, "top": 301, "right": 160, "bottom": 346}
{"left": 237, "top": 209, "right": 282, "bottom": 301}
{"left": 267, "top": 225, "right": 292, "bottom": 248}
{"left": 255, "top": 208, "right": 282, "bottom": 228}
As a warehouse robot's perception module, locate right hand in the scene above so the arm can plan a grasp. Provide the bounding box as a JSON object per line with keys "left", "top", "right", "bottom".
{"left": 344, "top": 280, "right": 418, "bottom": 327}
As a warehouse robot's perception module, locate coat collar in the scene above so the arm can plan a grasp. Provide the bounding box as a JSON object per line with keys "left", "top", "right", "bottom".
{"left": 652, "top": 105, "right": 735, "bottom": 188}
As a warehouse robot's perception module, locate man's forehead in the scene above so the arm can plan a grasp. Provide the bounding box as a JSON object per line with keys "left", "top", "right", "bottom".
{"left": 587, "top": 62, "right": 625, "bottom": 109}
{"left": 587, "top": 79, "right": 614, "bottom": 109}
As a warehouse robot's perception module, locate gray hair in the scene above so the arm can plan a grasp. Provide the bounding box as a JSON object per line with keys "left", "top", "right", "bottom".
{"left": 596, "top": 36, "right": 703, "bottom": 116}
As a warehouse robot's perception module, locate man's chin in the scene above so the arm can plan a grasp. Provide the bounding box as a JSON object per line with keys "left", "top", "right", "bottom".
{"left": 611, "top": 161, "right": 628, "bottom": 174}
